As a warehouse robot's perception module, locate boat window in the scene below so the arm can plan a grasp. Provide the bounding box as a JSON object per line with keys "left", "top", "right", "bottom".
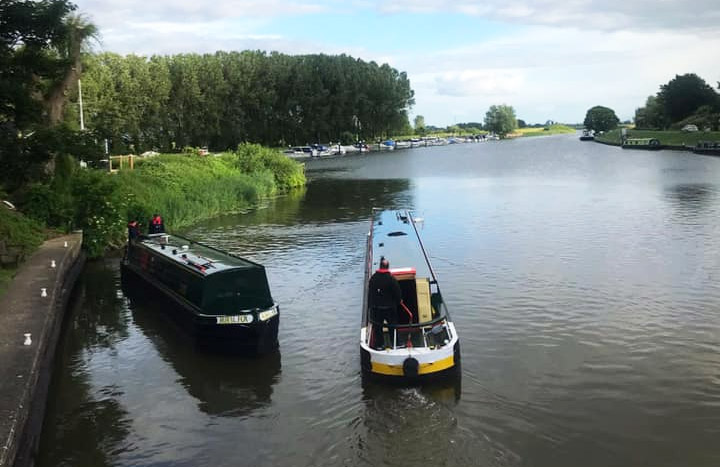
{"left": 387, "top": 231, "right": 407, "bottom": 237}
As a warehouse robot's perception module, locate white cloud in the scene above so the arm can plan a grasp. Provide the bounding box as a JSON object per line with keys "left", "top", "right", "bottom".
{"left": 376, "top": 0, "right": 720, "bottom": 32}
{"left": 401, "top": 26, "right": 720, "bottom": 125}
{"left": 433, "top": 70, "right": 525, "bottom": 97}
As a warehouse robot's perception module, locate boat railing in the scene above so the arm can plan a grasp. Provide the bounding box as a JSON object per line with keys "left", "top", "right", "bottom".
{"left": 368, "top": 315, "right": 453, "bottom": 350}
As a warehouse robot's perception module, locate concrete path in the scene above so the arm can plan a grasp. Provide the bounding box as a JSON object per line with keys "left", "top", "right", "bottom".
{"left": 0, "top": 233, "right": 84, "bottom": 467}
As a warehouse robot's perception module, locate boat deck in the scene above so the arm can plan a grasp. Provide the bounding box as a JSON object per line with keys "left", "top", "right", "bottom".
{"left": 138, "top": 234, "right": 260, "bottom": 275}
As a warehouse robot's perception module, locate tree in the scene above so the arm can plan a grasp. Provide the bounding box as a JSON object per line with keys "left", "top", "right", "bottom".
{"left": 45, "top": 13, "right": 98, "bottom": 126}
{"left": 583, "top": 105, "right": 619, "bottom": 132}
{"left": 414, "top": 115, "right": 425, "bottom": 135}
{"left": 0, "top": 0, "right": 91, "bottom": 190}
{"left": 517, "top": 119, "right": 527, "bottom": 128}
{"left": 658, "top": 73, "right": 719, "bottom": 124}
{"left": 484, "top": 104, "right": 517, "bottom": 137}
{"left": 634, "top": 95, "right": 666, "bottom": 129}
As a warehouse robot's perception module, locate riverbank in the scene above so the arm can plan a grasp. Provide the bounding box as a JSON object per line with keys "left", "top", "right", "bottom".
{"left": 510, "top": 124, "right": 576, "bottom": 138}
{"left": 595, "top": 129, "right": 720, "bottom": 148}
{"left": 0, "top": 233, "right": 84, "bottom": 467}
{"left": 1, "top": 144, "right": 306, "bottom": 265}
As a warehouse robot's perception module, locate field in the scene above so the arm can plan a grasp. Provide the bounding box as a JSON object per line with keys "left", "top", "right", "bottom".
{"left": 511, "top": 125, "right": 576, "bottom": 138}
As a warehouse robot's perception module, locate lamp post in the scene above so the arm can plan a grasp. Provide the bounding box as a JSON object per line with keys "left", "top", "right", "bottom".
{"left": 78, "top": 79, "right": 85, "bottom": 130}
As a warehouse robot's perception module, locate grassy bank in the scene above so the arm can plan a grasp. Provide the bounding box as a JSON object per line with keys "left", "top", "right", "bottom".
{"left": 595, "top": 129, "right": 720, "bottom": 146}
{"left": 511, "top": 125, "right": 576, "bottom": 138}
{"left": 0, "top": 207, "right": 45, "bottom": 299}
{"left": 7, "top": 144, "right": 306, "bottom": 259}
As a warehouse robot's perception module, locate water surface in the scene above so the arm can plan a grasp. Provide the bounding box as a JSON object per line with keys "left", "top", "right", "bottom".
{"left": 40, "top": 135, "right": 720, "bottom": 466}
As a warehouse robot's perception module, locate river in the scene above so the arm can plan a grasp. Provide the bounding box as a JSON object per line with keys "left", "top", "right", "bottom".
{"left": 39, "top": 134, "right": 720, "bottom": 467}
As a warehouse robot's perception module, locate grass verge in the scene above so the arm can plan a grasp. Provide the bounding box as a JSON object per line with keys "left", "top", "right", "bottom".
{"left": 595, "top": 129, "right": 720, "bottom": 146}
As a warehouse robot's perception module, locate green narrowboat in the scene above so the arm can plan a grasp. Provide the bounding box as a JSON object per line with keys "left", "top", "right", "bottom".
{"left": 121, "top": 233, "right": 279, "bottom": 353}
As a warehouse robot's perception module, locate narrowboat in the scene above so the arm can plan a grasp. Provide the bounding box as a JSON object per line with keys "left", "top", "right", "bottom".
{"left": 622, "top": 138, "right": 663, "bottom": 150}
{"left": 121, "top": 233, "right": 279, "bottom": 353}
{"left": 360, "top": 210, "right": 460, "bottom": 381}
{"left": 691, "top": 141, "right": 720, "bottom": 156}
{"left": 579, "top": 129, "right": 594, "bottom": 141}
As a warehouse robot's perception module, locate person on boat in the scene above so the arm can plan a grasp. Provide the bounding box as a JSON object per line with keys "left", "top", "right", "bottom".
{"left": 127, "top": 220, "right": 141, "bottom": 241}
{"left": 148, "top": 213, "right": 165, "bottom": 234}
{"left": 368, "top": 257, "right": 402, "bottom": 350}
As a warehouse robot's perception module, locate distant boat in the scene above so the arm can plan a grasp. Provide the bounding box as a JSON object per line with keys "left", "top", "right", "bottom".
{"left": 691, "top": 141, "right": 720, "bottom": 156}
{"left": 622, "top": 138, "right": 663, "bottom": 150}
{"left": 283, "top": 146, "right": 318, "bottom": 158}
{"left": 579, "top": 129, "right": 594, "bottom": 141}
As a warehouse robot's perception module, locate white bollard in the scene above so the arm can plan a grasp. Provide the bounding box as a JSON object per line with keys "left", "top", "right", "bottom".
{"left": 64, "top": 241, "right": 68, "bottom": 248}
{"left": 23, "top": 333, "right": 32, "bottom": 346}
{"left": 51, "top": 260, "right": 56, "bottom": 268}
{"left": 41, "top": 288, "right": 47, "bottom": 297}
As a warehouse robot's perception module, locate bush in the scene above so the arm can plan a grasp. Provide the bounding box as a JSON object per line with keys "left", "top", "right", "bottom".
{"left": 0, "top": 207, "right": 45, "bottom": 264}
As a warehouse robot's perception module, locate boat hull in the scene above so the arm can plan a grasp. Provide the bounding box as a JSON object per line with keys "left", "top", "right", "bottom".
{"left": 121, "top": 261, "right": 279, "bottom": 354}
{"left": 359, "top": 325, "right": 461, "bottom": 382}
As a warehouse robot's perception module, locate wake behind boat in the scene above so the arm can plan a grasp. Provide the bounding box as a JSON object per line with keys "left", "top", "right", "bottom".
{"left": 361, "top": 210, "right": 461, "bottom": 381}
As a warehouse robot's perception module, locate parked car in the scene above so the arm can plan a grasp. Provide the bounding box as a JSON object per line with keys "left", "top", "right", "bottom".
{"left": 682, "top": 124, "right": 699, "bottom": 132}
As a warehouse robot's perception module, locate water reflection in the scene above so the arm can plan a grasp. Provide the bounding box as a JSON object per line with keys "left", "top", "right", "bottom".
{"left": 187, "top": 178, "right": 412, "bottom": 234}
{"left": 664, "top": 183, "right": 719, "bottom": 219}
{"left": 128, "top": 301, "right": 281, "bottom": 417}
{"left": 38, "top": 259, "right": 132, "bottom": 467}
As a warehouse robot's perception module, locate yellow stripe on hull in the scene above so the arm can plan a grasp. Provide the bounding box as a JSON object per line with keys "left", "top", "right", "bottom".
{"left": 370, "top": 354, "right": 455, "bottom": 376}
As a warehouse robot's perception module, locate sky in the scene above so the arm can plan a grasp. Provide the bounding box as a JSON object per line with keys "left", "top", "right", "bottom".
{"left": 73, "top": 0, "right": 720, "bottom": 127}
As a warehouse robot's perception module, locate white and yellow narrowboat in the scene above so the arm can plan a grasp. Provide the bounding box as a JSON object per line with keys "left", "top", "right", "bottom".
{"left": 360, "top": 210, "right": 461, "bottom": 381}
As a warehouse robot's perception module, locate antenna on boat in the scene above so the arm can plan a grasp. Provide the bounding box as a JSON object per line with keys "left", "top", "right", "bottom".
{"left": 407, "top": 211, "right": 439, "bottom": 282}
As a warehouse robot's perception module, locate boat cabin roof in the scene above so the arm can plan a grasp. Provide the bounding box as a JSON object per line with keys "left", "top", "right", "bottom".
{"left": 370, "top": 210, "right": 433, "bottom": 279}
{"left": 138, "top": 233, "right": 263, "bottom": 276}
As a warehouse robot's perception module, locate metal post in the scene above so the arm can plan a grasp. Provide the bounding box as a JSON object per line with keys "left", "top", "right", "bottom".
{"left": 78, "top": 79, "right": 85, "bottom": 130}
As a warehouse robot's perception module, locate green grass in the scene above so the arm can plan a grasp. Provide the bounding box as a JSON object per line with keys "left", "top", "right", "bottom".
{"left": 64, "top": 143, "right": 307, "bottom": 257}
{"left": 595, "top": 129, "right": 720, "bottom": 146}
{"left": 0, "top": 207, "right": 45, "bottom": 300}
{"left": 0, "top": 268, "right": 16, "bottom": 300}
{"left": 513, "top": 125, "right": 576, "bottom": 137}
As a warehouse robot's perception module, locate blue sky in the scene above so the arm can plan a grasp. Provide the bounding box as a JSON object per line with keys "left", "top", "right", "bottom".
{"left": 74, "top": 0, "right": 720, "bottom": 126}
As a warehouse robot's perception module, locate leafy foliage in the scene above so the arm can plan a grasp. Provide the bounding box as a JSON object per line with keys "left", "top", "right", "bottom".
{"left": 484, "top": 105, "right": 517, "bottom": 137}
{"left": 634, "top": 74, "right": 719, "bottom": 130}
{"left": 76, "top": 51, "right": 415, "bottom": 153}
{"left": 0, "top": 207, "right": 45, "bottom": 260}
{"left": 583, "top": 106, "right": 620, "bottom": 132}
{"left": 659, "top": 74, "right": 719, "bottom": 124}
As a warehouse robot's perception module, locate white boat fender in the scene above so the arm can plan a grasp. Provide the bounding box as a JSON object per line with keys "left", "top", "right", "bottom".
{"left": 403, "top": 357, "right": 419, "bottom": 377}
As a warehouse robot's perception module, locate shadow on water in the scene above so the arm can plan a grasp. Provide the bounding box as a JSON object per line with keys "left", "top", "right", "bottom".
{"left": 126, "top": 295, "right": 281, "bottom": 417}
{"left": 38, "top": 257, "right": 133, "bottom": 467}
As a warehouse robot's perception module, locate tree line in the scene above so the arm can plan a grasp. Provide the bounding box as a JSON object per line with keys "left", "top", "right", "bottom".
{"left": 634, "top": 74, "right": 720, "bottom": 130}
{"left": 74, "top": 51, "right": 415, "bottom": 154}
{"left": 1, "top": 0, "right": 415, "bottom": 190}
{"left": 584, "top": 73, "right": 720, "bottom": 133}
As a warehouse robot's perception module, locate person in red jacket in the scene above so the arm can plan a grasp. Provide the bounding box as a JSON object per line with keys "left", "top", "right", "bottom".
{"left": 148, "top": 213, "right": 165, "bottom": 234}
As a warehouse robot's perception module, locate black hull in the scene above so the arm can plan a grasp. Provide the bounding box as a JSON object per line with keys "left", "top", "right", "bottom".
{"left": 621, "top": 145, "right": 664, "bottom": 150}
{"left": 121, "top": 262, "right": 279, "bottom": 355}
{"left": 693, "top": 149, "right": 720, "bottom": 156}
